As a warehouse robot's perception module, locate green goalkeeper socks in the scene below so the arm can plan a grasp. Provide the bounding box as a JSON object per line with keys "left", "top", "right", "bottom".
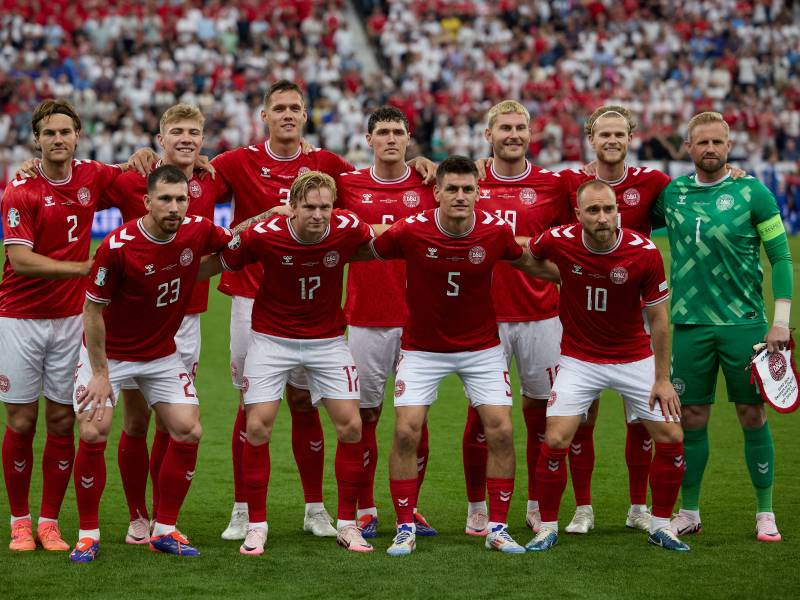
{"left": 743, "top": 421, "right": 775, "bottom": 513}
{"left": 680, "top": 426, "right": 709, "bottom": 511}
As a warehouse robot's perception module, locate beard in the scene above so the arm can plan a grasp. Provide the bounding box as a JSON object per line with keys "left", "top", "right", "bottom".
{"left": 695, "top": 155, "right": 726, "bottom": 174}
{"left": 596, "top": 147, "right": 627, "bottom": 165}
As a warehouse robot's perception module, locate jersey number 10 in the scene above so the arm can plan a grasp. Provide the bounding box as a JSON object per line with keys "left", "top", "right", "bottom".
{"left": 585, "top": 286, "right": 607, "bottom": 312}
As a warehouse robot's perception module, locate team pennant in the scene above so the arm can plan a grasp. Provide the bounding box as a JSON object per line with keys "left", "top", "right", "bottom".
{"left": 749, "top": 339, "right": 800, "bottom": 413}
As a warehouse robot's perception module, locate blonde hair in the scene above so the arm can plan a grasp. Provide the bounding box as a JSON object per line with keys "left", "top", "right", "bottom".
{"left": 289, "top": 171, "right": 337, "bottom": 206}
{"left": 584, "top": 105, "right": 636, "bottom": 136}
{"left": 686, "top": 111, "right": 729, "bottom": 142}
{"left": 486, "top": 100, "right": 530, "bottom": 129}
{"left": 159, "top": 104, "right": 205, "bottom": 133}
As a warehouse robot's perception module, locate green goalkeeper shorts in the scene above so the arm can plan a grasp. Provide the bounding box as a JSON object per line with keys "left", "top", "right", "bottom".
{"left": 671, "top": 323, "right": 766, "bottom": 405}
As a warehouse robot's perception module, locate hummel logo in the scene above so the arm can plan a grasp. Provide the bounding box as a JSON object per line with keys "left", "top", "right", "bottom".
{"left": 476, "top": 433, "right": 486, "bottom": 443}
{"left": 426, "top": 247, "right": 438, "bottom": 259}
{"left": 58, "top": 460, "right": 71, "bottom": 471}
{"left": 537, "top": 433, "right": 545, "bottom": 442}
{"left": 81, "top": 476, "right": 95, "bottom": 489}
{"left": 499, "top": 491, "right": 512, "bottom": 502}
{"left": 363, "top": 450, "right": 371, "bottom": 468}
{"left": 677, "top": 195, "right": 686, "bottom": 205}
{"left": 238, "top": 431, "right": 247, "bottom": 443}
{"left": 673, "top": 455, "right": 684, "bottom": 468}
{"left": 642, "top": 439, "right": 653, "bottom": 452}
{"left": 397, "top": 498, "right": 409, "bottom": 507}
{"left": 185, "top": 470, "right": 195, "bottom": 481}
{"left": 282, "top": 255, "right": 294, "bottom": 265}
{"left": 416, "top": 457, "right": 425, "bottom": 473}
{"left": 310, "top": 440, "right": 323, "bottom": 453}
{"left": 570, "top": 442, "right": 582, "bottom": 455}
{"left": 572, "top": 264, "right": 583, "bottom": 275}
{"left": 757, "top": 462, "right": 769, "bottom": 474}
{"left": 44, "top": 195, "right": 55, "bottom": 206}
{"left": 260, "top": 167, "right": 271, "bottom": 178}
{"left": 13, "top": 460, "right": 26, "bottom": 473}
{"left": 547, "top": 459, "right": 560, "bottom": 472}
{"left": 362, "top": 193, "right": 373, "bottom": 204}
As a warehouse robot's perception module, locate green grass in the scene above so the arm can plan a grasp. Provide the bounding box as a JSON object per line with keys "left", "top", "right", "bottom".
{"left": 1, "top": 237, "right": 799, "bottom": 599}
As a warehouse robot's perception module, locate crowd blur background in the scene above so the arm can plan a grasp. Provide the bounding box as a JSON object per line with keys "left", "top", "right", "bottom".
{"left": 1, "top": 0, "right": 799, "bottom": 231}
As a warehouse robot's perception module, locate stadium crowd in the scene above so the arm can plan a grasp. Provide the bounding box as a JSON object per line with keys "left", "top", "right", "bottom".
{"left": 2, "top": 0, "right": 800, "bottom": 226}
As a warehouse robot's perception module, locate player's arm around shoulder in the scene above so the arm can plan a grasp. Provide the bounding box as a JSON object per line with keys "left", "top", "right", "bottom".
{"left": 509, "top": 234, "right": 560, "bottom": 283}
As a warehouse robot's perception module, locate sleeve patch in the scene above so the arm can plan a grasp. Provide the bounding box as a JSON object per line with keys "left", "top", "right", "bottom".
{"left": 756, "top": 214, "right": 785, "bottom": 242}
{"left": 658, "top": 280, "right": 668, "bottom": 292}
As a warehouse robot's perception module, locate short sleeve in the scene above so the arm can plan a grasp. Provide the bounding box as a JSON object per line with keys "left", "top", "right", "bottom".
{"left": 203, "top": 220, "right": 234, "bottom": 254}
{"left": 210, "top": 149, "right": 240, "bottom": 190}
{"left": 499, "top": 223, "right": 523, "bottom": 261}
{"left": 641, "top": 247, "right": 669, "bottom": 306}
{"left": 86, "top": 240, "right": 121, "bottom": 304}
{"left": 371, "top": 219, "right": 406, "bottom": 260}
{"left": 92, "top": 161, "right": 123, "bottom": 193}
{"left": 529, "top": 228, "right": 553, "bottom": 260}
{"left": 749, "top": 179, "right": 780, "bottom": 225}
{"left": 318, "top": 151, "right": 355, "bottom": 179}
{"left": 2, "top": 182, "right": 36, "bottom": 247}
{"left": 219, "top": 226, "right": 259, "bottom": 272}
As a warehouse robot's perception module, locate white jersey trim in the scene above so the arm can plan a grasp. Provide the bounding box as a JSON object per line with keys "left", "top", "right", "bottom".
{"left": 265, "top": 142, "right": 302, "bottom": 162}
{"left": 3, "top": 238, "right": 33, "bottom": 248}
{"left": 434, "top": 208, "right": 475, "bottom": 238}
{"left": 287, "top": 218, "right": 330, "bottom": 245}
{"left": 582, "top": 228, "right": 623, "bottom": 255}
{"left": 86, "top": 291, "right": 111, "bottom": 305}
{"left": 369, "top": 165, "right": 411, "bottom": 184}
{"left": 137, "top": 218, "right": 176, "bottom": 245}
{"left": 644, "top": 293, "right": 670, "bottom": 306}
{"left": 596, "top": 164, "right": 628, "bottom": 186}
{"left": 489, "top": 160, "right": 532, "bottom": 182}
{"left": 36, "top": 164, "right": 73, "bottom": 186}
{"left": 693, "top": 171, "right": 732, "bottom": 187}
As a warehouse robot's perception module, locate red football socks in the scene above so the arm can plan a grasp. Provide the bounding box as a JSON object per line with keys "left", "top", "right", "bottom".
{"left": 523, "top": 405, "right": 546, "bottom": 501}
{"left": 74, "top": 440, "right": 107, "bottom": 530}
{"left": 487, "top": 477, "right": 514, "bottom": 524}
{"left": 290, "top": 408, "right": 325, "bottom": 503}
{"left": 389, "top": 478, "right": 417, "bottom": 525}
{"left": 626, "top": 422, "right": 653, "bottom": 505}
{"left": 242, "top": 440, "right": 270, "bottom": 523}
{"left": 568, "top": 424, "right": 595, "bottom": 506}
{"left": 40, "top": 433, "right": 75, "bottom": 520}
{"left": 154, "top": 439, "right": 198, "bottom": 526}
{"left": 2, "top": 427, "right": 34, "bottom": 517}
{"left": 536, "top": 443, "right": 568, "bottom": 523}
{"left": 462, "top": 405, "right": 488, "bottom": 503}
{"left": 117, "top": 431, "right": 149, "bottom": 521}
{"left": 232, "top": 406, "right": 247, "bottom": 504}
{"left": 650, "top": 441, "right": 685, "bottom": 519}
{"left": 335, "top": 440, "right": 365, "bottom": 521}
{"left": 358, "top": 419, "right": 378, "bottom": 510}
{"left": 149, "top": 428, "right": 170, "bottom": 517}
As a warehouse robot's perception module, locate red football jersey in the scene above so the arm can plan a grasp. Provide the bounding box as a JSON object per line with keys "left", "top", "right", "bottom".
{"left": 98, "top": 166, "right": 231, "bottom": 314}
{"left": 86, "top": 216, "right": 232, "bottom": 361}
{"left": 530, "top": 224, "right": 669, "bottom": 364}
{"left": 0, "top": 160, "right": 121, "bottom": 318}
{"left": 371, "top": 208, "right": 523, "bottom": 353}
{"left": 220, "top": 209, "right": 373, "bottom": 339}
{"left": 213, "top": 143, "right": 353, "bottom": 299}
{"left": 560, "top": 165, "right": 671, "bottom": 235}
{"left": 476, "top": 161, "right": 571, "bottom": 322}
{"left": 337, "top": 166, "right": 436, "bottom": 327}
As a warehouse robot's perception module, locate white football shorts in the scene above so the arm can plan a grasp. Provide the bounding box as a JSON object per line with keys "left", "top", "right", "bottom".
{"left": 547, "top": 355, "right": 671, "bottom": 423}
{"left": 393, "top": 344, "right": 512, "bottom": 408}
{"left": 120, "top": 313, "right": 201, "bottom": 390}
{"left": 498, "top": 317, "right": 562, "bottom": 399}
{"left": 241, "top": 332, "right": 360, "bottom": 406}
{"left": 0, "top": 315, "right": 82, "bottom": 405}
{"left": 348, "top": 326, "right": 402, "bottom": 409}
{"left": 73, "top": 346, "right": 199, "bottom": 412}
{"left": 229, "top": 295, "right": 308, "bottom": 391}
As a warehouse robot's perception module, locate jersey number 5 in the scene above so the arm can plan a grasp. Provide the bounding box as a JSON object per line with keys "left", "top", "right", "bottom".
{"left": 447, "top": 272, "right": 460, "bottom": 296}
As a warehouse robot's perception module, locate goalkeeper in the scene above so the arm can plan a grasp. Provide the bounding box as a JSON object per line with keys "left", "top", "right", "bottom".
{"left": 652, "top": 111, "right": 792, "bottom": 543}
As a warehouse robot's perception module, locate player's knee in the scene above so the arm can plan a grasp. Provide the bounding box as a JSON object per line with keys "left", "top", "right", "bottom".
{"left": 484, "top": 420, "right": 514, "bottom": 451}
{"left": 336, "top": 415, "right": 362, "bottom": 443}
{"left": 45, "top": 410, "right": 75, "bottom": 437}
{"left": 246, "top": 419, "right": 273, "bottom": 445}
{"left": 360, "top": 405, "right": 382, "bottom": 423}
{"left": 169, "top": 420, "right": 202, "bottom": 443}
{"left": 393, "top": 424, "right": 421, "bottom": 455}
{"left": 6, "top": 404, "right": 38, "bottom": 434}
{"left": 543, "top": 429, "right": 571, "bottom": 450}
{"left": 123, "top": 414, "right": 150, "bottom": 438}
{"left": 679, "top": 404, "right": 708, "bottom": 429}
{"left": 79, "top": 422, "right": 110, "bottom": 444}
{"left": 650, "top": 423, "right": 683, "bottom": 444}
{"left": 735, "top": 403, "right": 766, "bottom": 429}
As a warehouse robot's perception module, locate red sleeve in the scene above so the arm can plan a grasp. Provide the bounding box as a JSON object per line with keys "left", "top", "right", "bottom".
{"left": 86, "top": 240, "right": 121, "bottom": 304}
{"left": 318, "top": 150, "right": 355, "bottom": 178}
{"left": 97, "top": 172, "right": 134, "bottom": 211}
{"left": 206, "top": 222, "right": 234, "bottom": 253}
{"left": 529, "top": 228, "right": 553, "bottom": 260}
{"left": 210, "top": 149, "right": 240, "bottom": 191}
{"left": 2, "top": 183, "right": 36, "bottom": 247}
{"left": 93, "top": 162, "right": 123, "bottom": 193}
{"left": 499, "top": 223, "right": 523, "bottom": 261}
{"left": 641, "top": 245, "right": 669, "bottom": 306}
{"left": 219, "top": 226, "right": 259, "bottom": 272}
{"left": 371, "top": 218, "right": 406, "bottom": 260}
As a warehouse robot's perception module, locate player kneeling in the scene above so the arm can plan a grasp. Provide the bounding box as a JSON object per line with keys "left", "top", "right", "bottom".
{"left": 69, "top": 165, "right": 233, "bottom": 562}
{"left": 205, "top": 171, "right": 376, "bottom": 556}
{"left": 525, "top": 180, "right": 689, "bottom": 553}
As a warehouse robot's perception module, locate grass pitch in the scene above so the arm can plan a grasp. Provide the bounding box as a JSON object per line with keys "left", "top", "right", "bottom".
{"left": 1, "top": 238, "right": 798, "bottom": 599}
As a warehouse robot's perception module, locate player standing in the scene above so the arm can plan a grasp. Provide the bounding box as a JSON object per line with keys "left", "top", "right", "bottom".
{"left": 652, "top": 112, "right": 792, "bottom": 542}
{"left": 99, "top": 103, "right": 233, "bottom": 544}
{"left": 336, "top": 106, "right": 437, "bottom": 537}
{"left": 461, "top": 100, "right": 569, "bottom": 536}
{"left": 372, "top": 156, "right": 556, "bottom": 556}
{"left": 526, "top": 180, "right": 689, "bottom": 553}
{"left": 211, "top": 171, "right": 375, "bottom": 555}
{"left": 1, "top": 99, "right": 122, "bottom": 552}
{"left": 69, "top": 165, "right": 233, "bottom": 562}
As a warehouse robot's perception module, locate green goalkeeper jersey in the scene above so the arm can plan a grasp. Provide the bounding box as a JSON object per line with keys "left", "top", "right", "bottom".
{"left": 652, "top": 173, "right": 783, "bottom": 326}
